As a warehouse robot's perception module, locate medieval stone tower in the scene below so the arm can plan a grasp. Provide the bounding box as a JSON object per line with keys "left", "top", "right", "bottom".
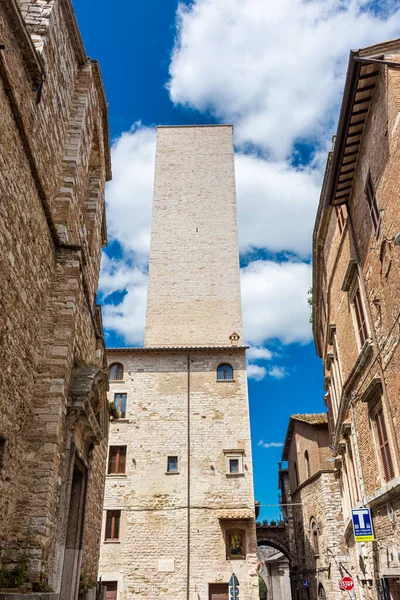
{"left": 99, "top": 126, "right": 258, "bottom": 600}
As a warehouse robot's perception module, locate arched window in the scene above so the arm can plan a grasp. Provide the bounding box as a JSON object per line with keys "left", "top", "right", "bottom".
{"left": 311, "top": 520, "right": 319, "bottom": 555}
{"left": 217, "top": 363, "right": 233, "bottom": 381}
{"left": 305, "top": 450, "right": 311, "bottom": 479}
{"left": 109, "top": 362, "right": 124, "bottom": 381}
{"left": 318, "top": 584, "right": 326, "bottom": 600}
{"left": 294, "top": 461, "right": 299, "bottom": 487}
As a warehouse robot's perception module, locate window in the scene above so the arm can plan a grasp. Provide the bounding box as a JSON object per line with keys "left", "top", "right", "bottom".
{"left": 318, "top": 584, "right": 326, "bottom": 600}
{"left": 224, "top": 450, "right": 244, "bottom": 475}
{"left": 105, "top": 510, "right": 120, "bottom": 541}
{"left": 217, "top": 364, "right": 233, "bottom": 381}
{"left": 109, "top": 363, "right": 124, "bottom": 381}
{"left": 167, "top": 456, "right": 178, "bottom": 473}
{"left": 365, "top": 171, "right": 380, "bottom": 236}
{"left": 305, "top": 451, "right": 311, "bottom": 479}
{"left": 229, "top": 458, "right": 239, "bottom": 474}
{"left": 374, "top": 405, "right": 395, "bottom": 482}
{"left": 114, "top": 393, "right": 127, "bottom": 418}
{"left": 351, "top": 284, "right": 368, "bottom": 349}
{"left": 325, "top": 392, "right": 335, "bottom": 443}
{"left": 226, "top": 529, "right": 246, "bottom": 559}
{"left": 311, "top": 520, "right": 319, "bottom": 555}
{"left": 0, "top": 437, "right": 5, "bottom": 473}
{"left": 335, "top": 205, "right": 346, "bottom": 234}
{"left": 108, "top": 446, "right": 127, "bottom": 475}
{"left": 294, "top": 461, "right": 299, "bottom": 487}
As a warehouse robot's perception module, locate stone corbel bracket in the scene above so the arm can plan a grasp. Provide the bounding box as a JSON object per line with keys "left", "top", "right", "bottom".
{"left": 67, "top": 366, "right": 107, "bottom": 445}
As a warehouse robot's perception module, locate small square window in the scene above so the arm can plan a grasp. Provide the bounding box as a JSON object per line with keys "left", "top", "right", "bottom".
{"left": 224, "top": 450, "right": 244, "bottom": 476}
{"left": 229, "top": 459, "right": 239, "bottom": 473}
{"left": 167, "top": 456, "right": 178, "bottom": 473}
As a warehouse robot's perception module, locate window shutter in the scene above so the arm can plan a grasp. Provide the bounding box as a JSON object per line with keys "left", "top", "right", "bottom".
{"left": 375, "top": 407, "right": 395, "bottom": 482}
{"left": 118, "top": 447, "right": 126, "bottom": 474}
{"left": 326, "top": 394, "right": 335, "bottom": 443}
{"left": 105, "top": 512, "right": 113, "bottom": 539}
{"left": 108, "top": 448, "right": 117, "bottom": 474}
{"left": 353, "top": 288, "right": 368, "bottom": 346}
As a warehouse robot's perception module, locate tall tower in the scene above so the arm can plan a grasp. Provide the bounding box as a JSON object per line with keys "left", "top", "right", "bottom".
{"left": 99, "top": 126, "right": 258, "bottom": 600}
{"left": 145, "top": 125, "right": 242, "bottom": 346}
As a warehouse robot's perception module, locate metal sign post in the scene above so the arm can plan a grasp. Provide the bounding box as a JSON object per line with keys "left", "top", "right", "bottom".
{"left": 229, "top": 573, "right": 239, "bottom": 599}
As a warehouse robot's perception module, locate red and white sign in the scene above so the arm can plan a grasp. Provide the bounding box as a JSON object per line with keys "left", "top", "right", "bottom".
{"left": 339, "top": 577, "right": 354, "bottom": 591}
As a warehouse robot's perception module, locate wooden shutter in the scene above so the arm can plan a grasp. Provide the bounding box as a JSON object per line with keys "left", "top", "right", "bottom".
{"left": 108, "top": 448, "right": 117, "bottom": 474}
{"left": 118, "top": 447, "right": 126, "bottom": 474}
{"left": 353, "top": 287, "right": 368, "bottom": 346}
{"left": 365, "top": 172, "right": 381, "bottom": 235}
{"left": 375, "top": 406, "right": 395, "bottom": 482}
{"left": 105, "top": 510, "right": 121, "bottom": 540}
{"left": 325, "top": 394, "right": 335, "bottom": 443}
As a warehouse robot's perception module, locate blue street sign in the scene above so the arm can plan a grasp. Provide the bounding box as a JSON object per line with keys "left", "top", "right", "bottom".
{"left": 303, "top": 580, "right": 309, "bottom": 588}
{"left": 352, "top": 508, "right": 374, "bottom": 542}
{"left": 229, "top": 573, "right": 239, "bottom": 599}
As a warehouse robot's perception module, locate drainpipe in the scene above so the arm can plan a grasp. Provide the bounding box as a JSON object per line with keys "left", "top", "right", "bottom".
{"left": 187, "top": 354, "right": 191, "bottom": 600}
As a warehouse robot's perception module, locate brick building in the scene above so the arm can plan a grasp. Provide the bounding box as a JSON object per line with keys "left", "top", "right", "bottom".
{"left": 98, "top": 126, "right": 259, "bottom": 600}
{"left": 0, "top": 1, "right": 111, "bottom": 597}
{"left": 313, "top": 38, "right": 400, "bottom": 600}
{"left": 280, "top": 415, "right": 349, "bottom": 600}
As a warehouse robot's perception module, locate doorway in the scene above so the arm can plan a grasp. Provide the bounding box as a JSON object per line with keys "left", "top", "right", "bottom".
{"left": 209, "top": 583, "right": 229, "bottom": 600}
{"left": 103, "top": 581, "right": 118, "bottom": 600}
{"left": 60, "top": 460, "right": 88, "bottom": 600}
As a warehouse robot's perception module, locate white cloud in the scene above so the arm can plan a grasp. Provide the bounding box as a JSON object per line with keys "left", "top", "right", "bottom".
{"left": 100, "top": 255, "right": 148, "bottom": 345}
{"left": 257, "top": 440, "right": 284, "bottom": 449}
{"left": 169, "top": 0, "right": 400, "bottom": 158}
{"left": 247, "top": 364, "right": 267, "bottom": 381}
{"left": 236, "top": 153, "right": 321, "bottom": 256}
{"left": 241, "top": 259, "right": 312, "bottom": 345}
{"left": 268, "top": 366, "right": 288, "bottom": 380}
{"left": 247, "top": 346, "right": 273, "bottom": 361}
{"left": 106, "top": 124, "right": 156, "bottom": 264}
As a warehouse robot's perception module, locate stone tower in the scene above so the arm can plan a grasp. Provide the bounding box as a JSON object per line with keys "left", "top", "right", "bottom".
{"left": 145, "top": 126, "right": 242, "bottom": 346}
{"left": 99, "top": 126, "right": 258, "bottom": 600}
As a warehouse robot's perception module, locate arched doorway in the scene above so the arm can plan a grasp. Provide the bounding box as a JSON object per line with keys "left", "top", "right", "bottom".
{"left": 257, "top": 541, "right": 292, "bottom": 600}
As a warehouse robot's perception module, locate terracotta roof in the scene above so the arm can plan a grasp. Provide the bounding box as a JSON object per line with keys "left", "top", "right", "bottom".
{"left": 290, "top": 413, "right": 328, "bottom": 425}
{"left": 217, "top": 509, "right": 254, "bottom": 520}
{"left": 107, "top": 345, "right": 249, "bottom": 353}
{"left": 282, "top": 413, "right": 328, "bottom": 460}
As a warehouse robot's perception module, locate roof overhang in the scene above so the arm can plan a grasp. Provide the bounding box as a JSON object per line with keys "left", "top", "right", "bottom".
{"left": 107, "top": 345, "right": 249, "bottom": 353}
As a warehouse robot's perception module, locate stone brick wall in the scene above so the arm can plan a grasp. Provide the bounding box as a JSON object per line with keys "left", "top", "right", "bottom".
{"left": 99, "top": 349, "right": 259, "bottom": 600}
{"left": 0, "top": 0, "right": 111, "bottom": 595}
{"left": 313, "top": 40, "right": 400, "bottom": 600}
{"left": 145, "top": 126, "right": 243, "bottom": 347}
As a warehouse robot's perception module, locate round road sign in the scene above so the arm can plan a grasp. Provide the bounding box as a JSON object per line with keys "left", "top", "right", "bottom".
{"left": 339, "top": 577, "right": 354, "bottom": 591}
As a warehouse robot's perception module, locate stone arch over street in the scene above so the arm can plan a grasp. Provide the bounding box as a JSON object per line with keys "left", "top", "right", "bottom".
{"left": 256, "top": 524, "right": 290, "bottom": 558}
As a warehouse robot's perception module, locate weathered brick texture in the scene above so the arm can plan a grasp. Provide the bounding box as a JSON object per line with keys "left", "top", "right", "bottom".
{"left": 313, "top": 40, "right": 400, "bottom": 600}
{"left": 0, "top": 1, "right": 111, "bottom": 597}
{"left": 282, "top": 416, "right": 350, "bottom": 600}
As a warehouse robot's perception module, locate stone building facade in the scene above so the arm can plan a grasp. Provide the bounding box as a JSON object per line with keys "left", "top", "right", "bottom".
{"left": 0, "top": 1, "right": 111, "bottom": 597}
{"left": 313, "top": 38, "right": 400, "bottom": 600}
{"left": 281, "top": 415, "right": 350, "bottom": 600}
{"left": 99, "top": 126, "right": 259, "bottom": 600}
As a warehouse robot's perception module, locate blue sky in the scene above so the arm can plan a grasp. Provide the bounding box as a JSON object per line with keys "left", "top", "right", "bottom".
{"left": 73, "top": 0, "right": 400, "bottom": 521}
